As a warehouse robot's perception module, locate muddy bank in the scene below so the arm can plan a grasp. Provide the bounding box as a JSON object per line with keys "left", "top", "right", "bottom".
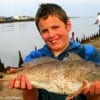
{"left": 0, "top": 86, "right": 23, "bottom": 100}
{"left": 83, "top": 36, "right": 100, "bottom": 51}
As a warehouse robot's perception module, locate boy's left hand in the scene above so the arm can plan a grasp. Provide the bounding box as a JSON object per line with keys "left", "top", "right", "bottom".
{"left": 83, "top": 81, "right": 100, "bottom": 95}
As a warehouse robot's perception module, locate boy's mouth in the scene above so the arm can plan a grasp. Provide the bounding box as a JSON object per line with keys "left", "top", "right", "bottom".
{"left": 49, "top": 37, "right": 60, "bottom": 44}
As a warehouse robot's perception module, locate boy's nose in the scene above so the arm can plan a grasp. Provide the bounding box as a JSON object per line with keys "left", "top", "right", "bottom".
{"left": 48, "top": 30, "right": 55, "bottom": 37}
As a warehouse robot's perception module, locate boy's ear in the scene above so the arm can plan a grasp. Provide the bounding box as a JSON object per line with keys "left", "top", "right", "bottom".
{"left": 66, "top": 20, "right": 72, "bottom": 32}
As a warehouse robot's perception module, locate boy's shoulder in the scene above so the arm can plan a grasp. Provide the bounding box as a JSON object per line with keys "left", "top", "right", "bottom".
{"left": 82, "top": 44, "right": 97, "bottom": 53}
{"left": 24, "top": 45, "right": 53, "bottom": 62}
{"left": 79, "top": 44, "right": 100, "bottom": 63}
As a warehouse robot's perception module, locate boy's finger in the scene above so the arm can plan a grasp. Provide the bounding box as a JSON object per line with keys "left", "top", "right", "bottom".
{"left": 26, "top": 78, "right": 33, "bottom": 90}
{"left": 94, "top": 81, "right": 100, "bottom": 95}
{"left": 9, "top": 78, "right": 16, "bottom": 88}
{"left": 89, "top": 83, "right": 95, "bottom": 95}
{"left": 21, "top": 75, "right": 26, "bottom": 89}
{"left": 82, "top": 87, "right": 89, "bottom": 95}
{"left": 14, "top": 75, "right": 22, "bottom": 89}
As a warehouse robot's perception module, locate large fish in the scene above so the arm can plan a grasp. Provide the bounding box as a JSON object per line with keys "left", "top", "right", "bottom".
{"left": 0, "top": 53, "right": 100, "bottom": 100}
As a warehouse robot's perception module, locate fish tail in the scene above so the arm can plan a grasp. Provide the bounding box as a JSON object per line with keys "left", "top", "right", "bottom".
{"left": 0, "top": 79, "right": 5, "bottom": 91}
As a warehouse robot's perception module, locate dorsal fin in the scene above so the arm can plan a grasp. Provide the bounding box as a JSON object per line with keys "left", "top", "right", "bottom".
{"left": 63, "top": 53, "right": 83, "bottom": 62}
{"left": 21, "top": 57, "right": 58, "bottom": 67}
{"left": 68, "top": 53, "right": 83, "bottom": 61}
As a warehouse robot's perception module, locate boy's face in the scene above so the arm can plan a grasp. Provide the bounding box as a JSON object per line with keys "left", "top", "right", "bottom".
{"left": 38, "top": 15, "right": 71, "bottom": 54}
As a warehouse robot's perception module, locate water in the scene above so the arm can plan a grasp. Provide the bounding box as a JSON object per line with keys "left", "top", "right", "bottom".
{"left": 0, "top": 21, "right": 44, "bottom": 67}
{"left": 0, "top": 17, "right": 98, "bottom": 67}
{"left": 71, "top": 17, "right": 98, "bottom": 41}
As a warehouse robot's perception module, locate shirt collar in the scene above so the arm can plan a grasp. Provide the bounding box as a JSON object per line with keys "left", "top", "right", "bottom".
{"left": 43, "top": 41, "right": 81, "bottom": 60}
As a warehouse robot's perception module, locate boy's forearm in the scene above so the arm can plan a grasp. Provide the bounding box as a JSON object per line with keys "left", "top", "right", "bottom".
{"left": 86, "top": 95, "right": 100, "bottom": 100}
{"left": 22, "top": 88, "right": 39, "bottom": 100}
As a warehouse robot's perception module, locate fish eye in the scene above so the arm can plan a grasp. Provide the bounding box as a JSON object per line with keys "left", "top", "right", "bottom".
{"left": 0, "top": 75, "right": 3, "bottom": 78}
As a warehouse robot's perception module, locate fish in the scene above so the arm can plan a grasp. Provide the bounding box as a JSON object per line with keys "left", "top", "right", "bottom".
{"left": 0, "top": 53, "right": 100, "bottom": 100}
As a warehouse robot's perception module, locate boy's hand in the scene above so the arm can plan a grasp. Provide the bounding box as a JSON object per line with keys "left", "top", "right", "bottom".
{"left": 83, "top": 81, "right": 100, "bottom": 95}
{"left": 9, "top": 75, "right": 33, "bottom": 90}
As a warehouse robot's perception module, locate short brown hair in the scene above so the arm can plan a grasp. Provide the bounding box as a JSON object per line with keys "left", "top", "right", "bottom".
{"left": 35, "top": 3, "right": 69, "bottom": 31}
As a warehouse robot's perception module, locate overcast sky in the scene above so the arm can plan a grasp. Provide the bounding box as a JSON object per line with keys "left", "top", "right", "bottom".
{"left": 0, "top": 0, "right": 100, "bottom": 17}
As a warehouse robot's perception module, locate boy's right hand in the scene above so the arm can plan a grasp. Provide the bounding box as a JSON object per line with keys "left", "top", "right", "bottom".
{"left": 9, "top": 75, "right": 33, "bottom": 90}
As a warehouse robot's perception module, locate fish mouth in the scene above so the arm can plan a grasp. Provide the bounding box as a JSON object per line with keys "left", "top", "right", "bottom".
{"left": 0, "top": 75, "right": 3, "bottom": 78}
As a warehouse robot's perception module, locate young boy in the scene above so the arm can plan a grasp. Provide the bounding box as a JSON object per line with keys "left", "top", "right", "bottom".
{"left": 9, "top": 3, "right": 100, "bottom": 100}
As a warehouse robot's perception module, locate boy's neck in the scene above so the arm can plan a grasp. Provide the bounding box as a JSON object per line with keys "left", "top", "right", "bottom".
{"left": 52, "top": 43, "right": 69, "bottom": 57}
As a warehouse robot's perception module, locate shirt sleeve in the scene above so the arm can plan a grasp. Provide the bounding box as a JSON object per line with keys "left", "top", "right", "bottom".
{"left": 24, "top": 50, "right": 45, "bottom": 62}
{"left": 82, "top": 44, "right": 100, "bottom": 65}
{"left": 24, "top": 45, "right": 52, "bottom": 62}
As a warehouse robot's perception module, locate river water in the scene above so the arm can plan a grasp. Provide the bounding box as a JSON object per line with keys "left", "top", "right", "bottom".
{"left": 0, "top": 17, "right": 98, "bottom": 67}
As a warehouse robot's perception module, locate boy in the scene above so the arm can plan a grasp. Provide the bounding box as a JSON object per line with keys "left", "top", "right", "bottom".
{"left": 9, "top": 3, "right": 100, "bottom": 100}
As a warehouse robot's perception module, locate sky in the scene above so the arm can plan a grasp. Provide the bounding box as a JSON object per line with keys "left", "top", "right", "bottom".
{"left": 0, "top": 0, "right": 100, "bottom": 17}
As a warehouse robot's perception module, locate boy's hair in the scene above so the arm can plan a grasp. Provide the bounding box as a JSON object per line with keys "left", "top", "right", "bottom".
{"left": 35, "top": 3, "right": 69, "bottom": 31}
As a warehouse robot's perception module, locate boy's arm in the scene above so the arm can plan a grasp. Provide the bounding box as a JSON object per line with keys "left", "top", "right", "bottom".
{"left": 22, "top": 88, "right": 39, "bottom": 100}
{"left": 86, "top": 95, "right": 100, "bottom": 100}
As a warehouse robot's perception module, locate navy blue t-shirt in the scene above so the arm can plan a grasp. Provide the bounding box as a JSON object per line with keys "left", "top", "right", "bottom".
{"left": 24, "top": 41, "right": 100, "bottom": 100}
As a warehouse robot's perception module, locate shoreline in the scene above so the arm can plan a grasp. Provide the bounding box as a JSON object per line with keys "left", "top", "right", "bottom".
{"left": 0, "top": 19, "right": 34, "bottom": 24}
{"left": 83, "top": 36, "right": 100, "bottom": 51}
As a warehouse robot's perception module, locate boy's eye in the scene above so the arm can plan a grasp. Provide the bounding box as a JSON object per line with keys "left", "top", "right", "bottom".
{"left": 41, "top": 29, "right": 48, "bottom": 34}
{"left": 42, "top": 29, "right": 48, "bottom": 33}
{"left": 40, "top": 26, "right": 60, "bottom": 34}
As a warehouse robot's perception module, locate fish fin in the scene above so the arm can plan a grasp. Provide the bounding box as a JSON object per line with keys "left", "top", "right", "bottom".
{"left": 68, "top": 52, "right": 84, "bottom": 61}
{"left": 22, "top": 56, "right": 58, "bottom": 67}
{"left": 66, "top": 80, "right": 89, "bottom": 100}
